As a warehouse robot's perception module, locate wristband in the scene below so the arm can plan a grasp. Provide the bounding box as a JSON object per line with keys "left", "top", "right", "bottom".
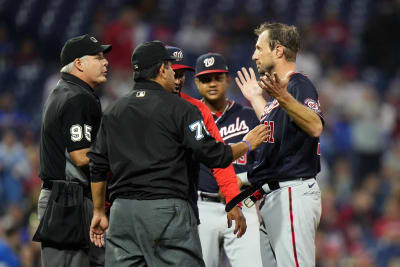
{"left": 242, "top": 140, "right": 251, "bottom": 153}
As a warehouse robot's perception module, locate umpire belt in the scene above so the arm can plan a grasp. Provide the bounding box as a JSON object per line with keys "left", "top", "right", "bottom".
{"left": 198, "top": 191, "right": 225, "bottom": 204}
{"left": 261, "top": 177, "right": 314, "bottom": 194}
{"left": 42, "top": 180, "right": 91, "bottom": 198}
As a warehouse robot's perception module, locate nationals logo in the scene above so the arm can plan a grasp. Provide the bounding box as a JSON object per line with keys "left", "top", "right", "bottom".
{"left": 203, "top": 57, "right": 215, "bottom": 67}
{"left": 219, "top": 117, "right": 250, "bottom": 141}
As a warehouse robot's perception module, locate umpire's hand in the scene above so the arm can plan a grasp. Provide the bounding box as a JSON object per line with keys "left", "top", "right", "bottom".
{"left": 227, "top": 206, "right": 247, "bottom": 238}
{"left": 90, "top": 212, "right": 109, "bottom": 247}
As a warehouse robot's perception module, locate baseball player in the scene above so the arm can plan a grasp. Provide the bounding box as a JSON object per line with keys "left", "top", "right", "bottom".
{"left": 194, "top": 53, "right": 263, "bottom": 267}
{"left": 235, "top": 22, "right": 323, "bottom": 267}
{"left": 165, "top": 45, "right": 243, "bottom": 226}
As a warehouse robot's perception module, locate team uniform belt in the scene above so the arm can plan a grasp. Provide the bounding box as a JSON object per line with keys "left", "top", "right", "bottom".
{"left": 225, "top": 177, "right": 315, "bottom": 212}
{"left": 198, "top": 191, "right": 225, "bottom": 204}
{"left": 261, "top": 177, "right": 314, "bottom": 194}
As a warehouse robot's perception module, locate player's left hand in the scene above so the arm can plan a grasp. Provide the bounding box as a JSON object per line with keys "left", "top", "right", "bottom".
{"left": 259, "top": 72, "right": 290, "bottom": 102}
{"left": 227, "top": 206, "right": 247, "bottom": 238}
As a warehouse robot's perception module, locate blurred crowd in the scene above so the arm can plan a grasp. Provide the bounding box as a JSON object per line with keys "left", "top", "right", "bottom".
{"left": 1, "top": 0, "right": 400, "bottom": 266}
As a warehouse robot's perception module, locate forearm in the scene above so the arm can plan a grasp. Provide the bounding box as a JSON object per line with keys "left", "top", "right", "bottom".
{"left": 91, "top": 181, "right": 107, "bottom": 213}
{"left": 230, "top": 142, "right": 249, "bottom": 161}
{"left": 278, "top": 93, "right": 323, "bottom": 138}
{"left": 248, "top": 96, "right": 267, "bottom": 120}
{"left": 70, "top": 148, "right": 90, "bottom": 167}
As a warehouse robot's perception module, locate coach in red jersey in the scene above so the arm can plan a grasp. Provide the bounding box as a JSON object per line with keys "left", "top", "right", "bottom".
{"left": 166, "top": 45, "right": 246, "bottom": 237}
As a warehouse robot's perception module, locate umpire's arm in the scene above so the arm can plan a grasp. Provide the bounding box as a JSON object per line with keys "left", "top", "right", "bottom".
{"left": 87, "top": 119, "right": 110, "bottom": 247}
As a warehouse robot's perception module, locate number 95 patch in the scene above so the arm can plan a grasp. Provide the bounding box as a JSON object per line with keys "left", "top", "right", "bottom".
{"left": 70, "top": 124, "right": 92, "bottom": 142}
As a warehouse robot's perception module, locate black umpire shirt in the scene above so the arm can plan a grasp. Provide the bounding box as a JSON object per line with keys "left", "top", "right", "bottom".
{"left": 39, "top": 72, "right": 102, "bottom": 186}
{"left": 88, "top": 80, "right": 233, "bottom": 203}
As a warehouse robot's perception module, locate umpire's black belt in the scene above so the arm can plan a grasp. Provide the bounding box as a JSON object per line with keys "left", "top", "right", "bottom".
{"left": 42, "top": 180, "right": 91, "bottom": 197}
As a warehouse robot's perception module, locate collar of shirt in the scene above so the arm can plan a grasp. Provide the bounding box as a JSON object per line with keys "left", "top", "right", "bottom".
{"left": 134, "top": 80, "right": 165, "bottom": 91}
{"left": 202, "top": 99, "right": 234, "bottom": 122}
{"left": 61, "top": 72, "right": 95, "bottom": 94}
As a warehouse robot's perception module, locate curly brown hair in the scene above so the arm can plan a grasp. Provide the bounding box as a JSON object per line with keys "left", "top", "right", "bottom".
{"left": 255, "top": 22, "right": 300, "bottom": 62}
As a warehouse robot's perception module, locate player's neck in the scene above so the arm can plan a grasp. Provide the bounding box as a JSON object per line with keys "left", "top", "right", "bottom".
{"left": 204, "top": 97, "right": 228, "bottom": 113}
{"left": 272, "top": 62, "right": 296, "bottom": 81}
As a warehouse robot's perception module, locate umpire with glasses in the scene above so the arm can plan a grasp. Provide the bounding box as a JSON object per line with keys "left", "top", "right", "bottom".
{"left": 37, "top": 34, "right": 111, "bottom": 267}
{"left": 88, "top": 40, "right": 268, "bottom": 267}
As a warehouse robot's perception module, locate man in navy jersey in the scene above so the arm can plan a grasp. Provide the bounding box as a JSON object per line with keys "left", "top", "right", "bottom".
{"left": 195, "top": 53, "right": 263, "bottom": 267}
{"left": 235, "top": 22, "right": 323, "bottom": 267}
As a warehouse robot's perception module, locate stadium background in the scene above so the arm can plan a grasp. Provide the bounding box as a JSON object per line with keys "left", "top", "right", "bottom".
{"left": 0, "top": 0, "right": 400, "bottom": 266}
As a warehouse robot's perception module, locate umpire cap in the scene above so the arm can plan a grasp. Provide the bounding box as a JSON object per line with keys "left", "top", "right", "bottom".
{"left": 131, "top": 40, "right": 175, "bottom": 71}
{"left": 60, "top": 34, "right": 112, "bottom": 67}
{"left": 195, "top": 53, "right": 228, "bottom": 77}
{"left": 166, "top": 46, "right": 194, "bottom": 71}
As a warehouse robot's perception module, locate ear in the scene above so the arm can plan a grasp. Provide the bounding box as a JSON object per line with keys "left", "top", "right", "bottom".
{"left": 194, "top": 78, "right": 201, "bottom": 90}
{"left": 275, "top": 44, "right": 284, "bottom": 59}
{"left": 74, "top": 58, "right": 85, "bottom": 72}
{"left": 159, "top": 63, "right": 167, "bottom": 78}
{"left": 225, "top": 74, "right": 231, "bottom": 84}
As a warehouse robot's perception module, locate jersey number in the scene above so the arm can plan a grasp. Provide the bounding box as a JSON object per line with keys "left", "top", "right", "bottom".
{"left": 263, "top": 121, "right": 275, "bottom": 143}
{"left": 70, "top": 124, "right": 92, "bottom": 142}
{"left": 233, "top": 154, "right": 247, "bottom": 165}
{"left": 189, "top": 120, "right": 209, "bottom": 140}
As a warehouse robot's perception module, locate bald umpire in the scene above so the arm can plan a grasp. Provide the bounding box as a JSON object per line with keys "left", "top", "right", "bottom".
{"left": 35, "top": 34, "right": 111, "bottom": 267}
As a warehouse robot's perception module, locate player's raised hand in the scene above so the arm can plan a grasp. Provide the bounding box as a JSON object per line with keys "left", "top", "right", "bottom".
{"left": 90, "top": 212, "right": 109, "bottom": 247}
{"left": 227, "top": 206, "right": 247, "bottom": 238}
{"left": 235, "top": 67, "right": 263, "bottom": 101}
{"left": 259, "top": 72, "right": 290, "bottom": 102}
{"left": 243, "top": 124, "right": 269, "bottom": 150}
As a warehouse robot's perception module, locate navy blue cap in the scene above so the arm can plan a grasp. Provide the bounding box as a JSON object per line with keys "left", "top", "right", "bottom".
{"left": 60, "top": 34, "right": 112, "bottom": 67}
{"left": 166, "top": 46, "right": 194, "bottom": 71}
{"left": 195, "top": 53, "right": 228, "bottom": 77}
{"left": 131, "top": 40, "right": 175, "bottom": 71}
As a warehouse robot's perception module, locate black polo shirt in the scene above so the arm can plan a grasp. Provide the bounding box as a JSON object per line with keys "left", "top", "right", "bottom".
{"left": 39, "top": 72, "right": 102, "bottom": 185}
{"left": 88, "top": 80, "right": 233, "bottom": 202}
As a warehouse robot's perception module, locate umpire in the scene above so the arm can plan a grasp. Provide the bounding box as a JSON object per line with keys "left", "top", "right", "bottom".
{"left": 88, "top": 40, "right": 267, "bottom": 267}
{"left": 37, "top": 34, "right": 111, "bottom": 267}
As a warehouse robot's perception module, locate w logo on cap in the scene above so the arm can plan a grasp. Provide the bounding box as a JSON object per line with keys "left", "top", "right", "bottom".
{"left": 90, "top": 37, "right": 98, "bottom": 43}
{"left": 204, "top": 57, "right": 215, "bottom": 68}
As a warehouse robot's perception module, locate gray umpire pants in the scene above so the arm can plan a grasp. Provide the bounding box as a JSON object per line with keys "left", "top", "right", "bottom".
{"left": 106, "top": 198, "right": 205, "bottom": 267}
{"left": 38, "top": 189, "right": 105, "bottom": 267}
